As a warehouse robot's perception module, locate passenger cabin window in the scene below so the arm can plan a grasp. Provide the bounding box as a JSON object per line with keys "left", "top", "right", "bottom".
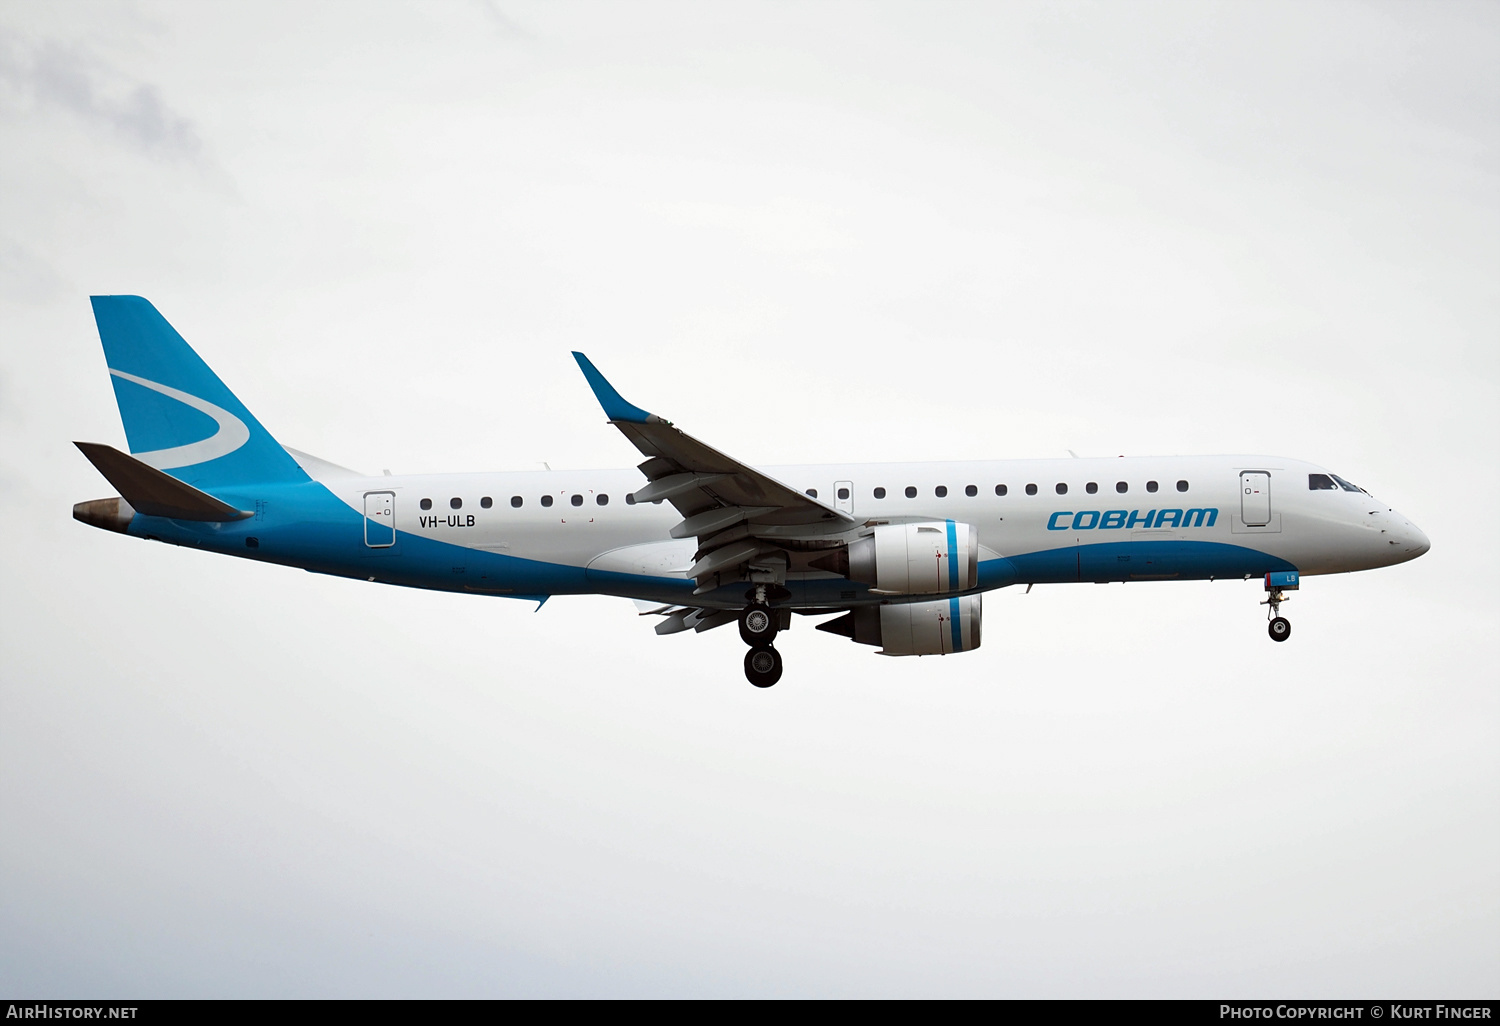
{"left": 626, "top": 493, "right": 636, "bottom": 504}
{"left": 965, "top": 485, "right": 977, "bottom": 497}
{"left": 904, "top": 486, "right": 917, "bottom": 498}
{"left": 1331, "top": 474, "right": 1364, "bottom": 493}
{"left": 837, "top": 487, "right": 850, "bottom": 500}
{"left": 450, "top": 497, "right": 463, "bottom": 509}
{"left": 1086, "top": 482, "right": 1098, "bottom": 494}
{"left": 874, "top": 487, "right": 886, "bottom": 499}
{"left": 935, "top": 485, "right": 948, "bottom": 498}
{"left": 1116, "top": 482, "right": 1127, "bottom": 493}
{"left": 805, "top": 489, "right": 818, "bottom": 498}
{"left": 510, "top": 496, "right": 523, "bottom": 508}
{"left": 597, "top": 494, "right": 609, "bottom": 505}
{"left": 995, "top": 484, "right": 1008, "bottom": 496}
{"left": 1177, "top": 480, "right": 1189, "bottom": 492}
{"left": 420, "top": 498, "right": 432, "bottom": 510}
{"left": 480, "top": 496, "right": 493, "bottom": 508}
{"left": 1146, "top": 481, "right": 1159, "bottom": 493}
{"left": 541, "top": 495, "right": 554, "bottom": 507}
{"left": 1055, "top": 483, "right": 1068, "bottom": 495}
{"left": 1025, "top": 483, "right": 1037, "bottom": 496}
{"left": 571, "top": 494, "right": 584, "bottom": 506}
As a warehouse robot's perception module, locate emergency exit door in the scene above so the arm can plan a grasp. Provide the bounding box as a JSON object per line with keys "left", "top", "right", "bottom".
{"left": 364, "top": 491, "right": 395, "bottom": 547}
{"left": 1240, "top": 472, "right": 1271, "bottom": 526}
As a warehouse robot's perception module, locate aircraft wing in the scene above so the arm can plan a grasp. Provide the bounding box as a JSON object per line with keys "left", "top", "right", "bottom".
{"left": 573, "top": 353, "right": 854, "bottom": 594}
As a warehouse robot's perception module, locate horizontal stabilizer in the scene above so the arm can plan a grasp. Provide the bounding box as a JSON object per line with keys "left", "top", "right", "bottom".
{"left": 74, "top": 442, "right": 251, "bottom": 521}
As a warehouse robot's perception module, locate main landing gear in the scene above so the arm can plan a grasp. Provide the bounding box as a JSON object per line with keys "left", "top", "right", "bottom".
{"left": 744, "top": 645, "right": 782, "bottom": 688}
{"left": 739, "top": 603, "right": 777, "bottom": 646}
{"left": 740, "top": 587, "right": 783, "bottom": 687}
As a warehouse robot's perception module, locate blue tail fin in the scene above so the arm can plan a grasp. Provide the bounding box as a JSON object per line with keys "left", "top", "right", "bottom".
{"left": 89, "top": 296, "right": 308, "bottom": 489}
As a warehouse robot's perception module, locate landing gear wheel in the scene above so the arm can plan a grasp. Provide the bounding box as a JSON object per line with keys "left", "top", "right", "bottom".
{"left": 738, "top": 604, "right": 778, "bottom": 646}
{"left": 1268, "top": 617, "right": 1291, "bottom": 642}
{"left": 744, "top": 645, "right": 782, "bottom": 688}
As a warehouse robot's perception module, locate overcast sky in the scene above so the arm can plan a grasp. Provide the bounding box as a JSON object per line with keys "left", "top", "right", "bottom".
{"left": 1, "top": 0, "right": 1496, "bottom": 998}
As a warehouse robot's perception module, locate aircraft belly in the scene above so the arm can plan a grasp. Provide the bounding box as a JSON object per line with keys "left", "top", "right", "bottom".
{"left": 585, "top": 539, "right": 695, "bottom": 578}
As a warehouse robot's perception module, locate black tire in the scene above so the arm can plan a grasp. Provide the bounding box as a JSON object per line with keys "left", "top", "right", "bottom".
{"left": 744, "top": 645, "right": 782, "bottom": 688}
{"left": 738, "top": 604, "right": 778, "bottom": 646}
{"left": 1268, "top": 617, "right": 1291, "bottom": 642}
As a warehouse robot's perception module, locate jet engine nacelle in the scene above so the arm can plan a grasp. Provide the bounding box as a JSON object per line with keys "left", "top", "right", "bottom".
{"left": 847, "top": 520, "right": 978, "bottom": 596}
{"left": 817, "top": 595, "right": 982, "bottom": 656}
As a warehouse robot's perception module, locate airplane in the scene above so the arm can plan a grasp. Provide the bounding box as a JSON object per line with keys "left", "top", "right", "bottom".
{"left": 72, "top": 296, "right": 1431, "bottom": 687}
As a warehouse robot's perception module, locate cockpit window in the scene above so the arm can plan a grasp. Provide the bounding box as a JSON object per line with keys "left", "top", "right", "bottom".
{"left": 1309, "top": 473, "right": 1337, "bottom": 490}
{"left": 1331, "top": 474, "right": 1365, "bottom": 493}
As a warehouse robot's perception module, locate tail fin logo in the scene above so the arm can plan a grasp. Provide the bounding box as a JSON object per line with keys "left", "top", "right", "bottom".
{"left": 108, "top": 368, "right": 250, "bottom": 470}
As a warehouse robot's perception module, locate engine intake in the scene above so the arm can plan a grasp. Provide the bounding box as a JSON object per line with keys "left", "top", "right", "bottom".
{"left": 817, "top": 595, "right": 982, "bottom": 656}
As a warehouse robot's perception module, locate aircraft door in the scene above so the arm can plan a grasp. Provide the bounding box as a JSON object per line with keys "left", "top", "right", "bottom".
{"left": 1240, "top": 472, "right": 1271, "bottom": 526}
{"left": 835, "top": 480, "right": 853, "bottom": 515}
{"left": 364, "top": 491, "right": 395, "bottom": 547}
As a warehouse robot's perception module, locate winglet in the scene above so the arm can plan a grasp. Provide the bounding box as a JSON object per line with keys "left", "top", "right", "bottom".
{"left": 572, "top": 352, "right": 654, "bottom": 424}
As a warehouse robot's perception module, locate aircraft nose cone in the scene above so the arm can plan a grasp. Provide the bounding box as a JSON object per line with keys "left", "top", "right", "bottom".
{"left": 1372, "top": 509, "right": 1428, "bottom": 564}
{"left": 1407, "top": 523, "right": 1431, "bottom": 557}
{"left": 1388, "top": 511, "right": 1429, "bottom": 559}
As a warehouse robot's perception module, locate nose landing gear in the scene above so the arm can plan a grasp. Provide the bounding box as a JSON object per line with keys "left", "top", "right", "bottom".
{"left": 1261, "top": 571, "right": 1299, "bottom": 643}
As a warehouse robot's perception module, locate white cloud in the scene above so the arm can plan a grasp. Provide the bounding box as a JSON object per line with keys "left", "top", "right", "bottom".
{"left": 0, "top": 30, "right": 202, "bottom": 160}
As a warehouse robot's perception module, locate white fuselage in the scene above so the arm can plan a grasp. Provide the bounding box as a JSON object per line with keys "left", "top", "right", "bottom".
{"left": 307, "top": 454, "right": 1428, "bottom": 605}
